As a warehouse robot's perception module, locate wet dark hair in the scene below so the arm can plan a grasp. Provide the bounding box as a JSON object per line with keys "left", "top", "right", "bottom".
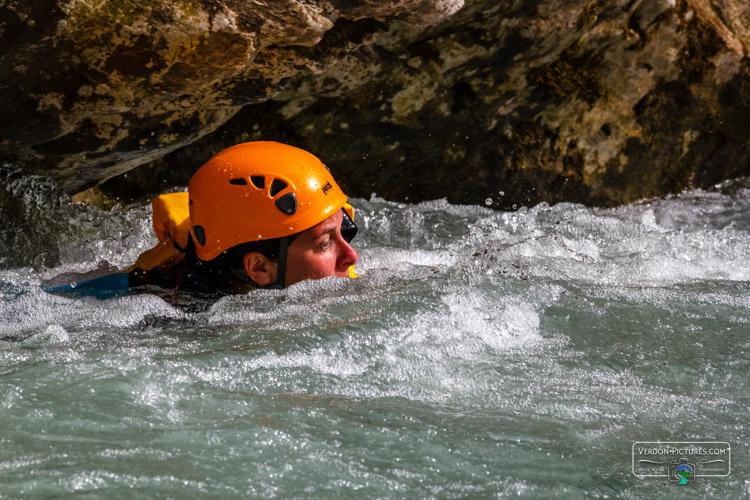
{"left": 180, "top": 233, "right": 298, "bottom": 295}
{"left": 219, "top": 234, "right": 298, "bottom": 266}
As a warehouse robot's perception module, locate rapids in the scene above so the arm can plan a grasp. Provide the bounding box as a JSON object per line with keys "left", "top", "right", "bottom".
{"left": 1, "top": 176, "right": 749, "bottom": 497}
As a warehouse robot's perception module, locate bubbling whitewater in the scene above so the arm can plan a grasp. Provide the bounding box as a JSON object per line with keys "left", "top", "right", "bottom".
{"left": 1, "top": 178, "right": 749, "bottom": 497}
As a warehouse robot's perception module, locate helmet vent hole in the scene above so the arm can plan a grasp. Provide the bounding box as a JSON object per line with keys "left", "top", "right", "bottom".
{"left": 193, "top": 225, "right": 206, "bottom": 246}
{"left": 250, "top": 176, "right": 265, "bottom": 189}
{"left": 229, "top": 178, "right": 247, "bottom": 185}
{"left": 275, "top": 192, "right": 297, "bottom": 215}
{"left": 270, "top": 179, "right": 287, "bottom": 197}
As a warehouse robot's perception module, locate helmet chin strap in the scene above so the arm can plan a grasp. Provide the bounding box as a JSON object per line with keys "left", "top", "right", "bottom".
{"left": 272, "top": 236, "right": 288, "bottom": 289}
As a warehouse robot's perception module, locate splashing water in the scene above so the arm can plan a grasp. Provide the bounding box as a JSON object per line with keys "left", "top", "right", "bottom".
{"left": 1, "top": 177, "right": 749, "bottom": 497}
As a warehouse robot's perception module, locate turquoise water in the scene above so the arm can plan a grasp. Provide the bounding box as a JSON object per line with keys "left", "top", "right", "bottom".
{"left": 1, "top": 177, "right": 749, "bottom": 497}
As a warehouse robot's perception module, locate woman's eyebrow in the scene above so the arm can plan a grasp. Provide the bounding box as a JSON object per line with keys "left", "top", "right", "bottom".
{"left": 316, "top": 227, "right": 338, "bottom": 238}
{"left": 310, "top": 215, "right": 343, "bottom": 237}
{"left": 311, "top": 223, "right": 337, "bottom": 239}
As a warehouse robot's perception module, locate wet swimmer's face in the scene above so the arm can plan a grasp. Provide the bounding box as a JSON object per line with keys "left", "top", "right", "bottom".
{"left": 243, "top": 210, "right": 359, "bottom": 288}
{"left": 285, "top": 210, "right": 359, "bottom": 286}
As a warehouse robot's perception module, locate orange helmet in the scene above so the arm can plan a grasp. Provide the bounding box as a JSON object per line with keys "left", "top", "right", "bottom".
{"left": 188, "top": 141, "right": 349, "bottom": 262}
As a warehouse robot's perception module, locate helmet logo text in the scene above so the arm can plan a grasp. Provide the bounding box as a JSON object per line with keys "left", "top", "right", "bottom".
{"left": 322, "top": 182, "right": 333, "bottom": 195}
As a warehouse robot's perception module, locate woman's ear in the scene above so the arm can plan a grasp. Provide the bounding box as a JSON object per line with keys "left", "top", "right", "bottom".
{"left": 243, "top": 252, "right": 278, "bottom": 286}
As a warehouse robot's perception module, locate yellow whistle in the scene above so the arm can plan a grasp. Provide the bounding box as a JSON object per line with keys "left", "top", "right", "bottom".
{"left": 348, "top": 265, "right": 359, "bottom": 279}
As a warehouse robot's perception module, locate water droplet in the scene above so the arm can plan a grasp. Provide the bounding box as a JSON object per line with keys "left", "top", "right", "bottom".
{"left": 484, "top": 198, "right": 493, "bottom": 206}
{"left": 258, "top": 234, "right": 263, "bottom": 239}
{"left": 499, "top": 191, "right": 505, "bottom": 196}
{"left": 512, "top": 204, "right": 517, "bottom": 209}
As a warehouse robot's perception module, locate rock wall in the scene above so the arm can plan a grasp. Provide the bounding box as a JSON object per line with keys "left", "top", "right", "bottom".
{"left": 2, "top": 0, "right": 750, "bottom": 209}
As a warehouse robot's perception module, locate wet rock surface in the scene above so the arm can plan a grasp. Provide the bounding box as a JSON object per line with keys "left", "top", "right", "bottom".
{"left": 2, "top": 0, "right": 750, "bottom": 208}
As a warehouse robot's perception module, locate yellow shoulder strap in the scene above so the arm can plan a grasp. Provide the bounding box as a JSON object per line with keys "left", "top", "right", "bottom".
{"left": 129, "top": 192, "right": 191, "bottom": 272}
{"left": 152, "top": 192, "right": 191, "bottom": 250}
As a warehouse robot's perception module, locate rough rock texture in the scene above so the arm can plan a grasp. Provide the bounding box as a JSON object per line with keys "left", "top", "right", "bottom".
{"left": 1, "top": 0, "right": 463, "bottom": 192}
{"left": 2, "top": 0, "right": 750, "bottom": 209}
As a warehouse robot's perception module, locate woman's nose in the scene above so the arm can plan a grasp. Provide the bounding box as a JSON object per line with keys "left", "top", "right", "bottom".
{"left": 336, "top": 238, "right": 359, "bottom": 271}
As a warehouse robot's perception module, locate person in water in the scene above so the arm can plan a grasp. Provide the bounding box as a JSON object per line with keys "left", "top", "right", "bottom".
{"left": 47, "top": 141, "right": 359, "bottom": 299}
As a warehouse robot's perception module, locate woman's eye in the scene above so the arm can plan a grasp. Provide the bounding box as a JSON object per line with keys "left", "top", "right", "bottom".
{"left": 317, "top": 238, "right": 333, "bottom": 250}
